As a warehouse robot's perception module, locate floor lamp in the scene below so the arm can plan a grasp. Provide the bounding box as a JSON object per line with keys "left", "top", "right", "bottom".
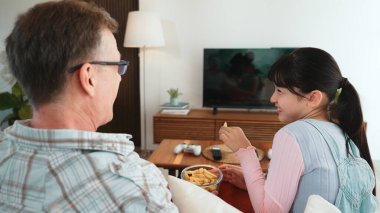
{"left": 124, "top": 11, "right": 165, "bottom": 158}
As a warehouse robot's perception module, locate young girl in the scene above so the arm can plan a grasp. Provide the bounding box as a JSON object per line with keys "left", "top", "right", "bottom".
{"left": 219, "top": 47, "right": 377, "bottom": 212}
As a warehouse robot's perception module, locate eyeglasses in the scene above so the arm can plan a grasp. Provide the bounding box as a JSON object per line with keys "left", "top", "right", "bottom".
{"left": 68, "top": 60, "right": 129, "bottom": 75}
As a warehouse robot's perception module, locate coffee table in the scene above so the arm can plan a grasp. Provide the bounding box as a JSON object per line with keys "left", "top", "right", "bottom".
{"left": 148, "top": 139, "right": 270, "bottom": 176}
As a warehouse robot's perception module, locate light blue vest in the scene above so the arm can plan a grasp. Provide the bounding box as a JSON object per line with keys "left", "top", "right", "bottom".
{"left": 282, "top": 120, "right": 339, "bottom": 212}
{"left": 305, "top": 119, "right": 378, "bottom": 213}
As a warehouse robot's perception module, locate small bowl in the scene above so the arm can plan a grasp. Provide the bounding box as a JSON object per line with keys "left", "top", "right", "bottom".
{"left": 180, "top": 164, "right": 223, "bottom": 192}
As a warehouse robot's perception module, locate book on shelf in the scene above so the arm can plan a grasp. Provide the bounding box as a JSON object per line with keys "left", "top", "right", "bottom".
{"left": 160, "top": 102, "right": 189, "bottom": 109}
{"left": 160, "top": 109, "right": 190, "bottom": 115}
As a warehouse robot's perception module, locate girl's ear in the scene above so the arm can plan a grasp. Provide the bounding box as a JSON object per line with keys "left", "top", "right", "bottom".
{"left": 78, "top": 63, "right": 96, "bottom": 96}
{"left": 307, "top": 90, "right": 324, "bottom": 107}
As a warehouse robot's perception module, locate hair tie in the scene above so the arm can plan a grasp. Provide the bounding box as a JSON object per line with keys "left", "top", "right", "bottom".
{"left": 332, "top": 77, "right": 348, "bottom": 104}
{"left": 332, "top": 88, "right": 342, "bottom": 104}
{"left": 340, "top": 77, "right": 348, "bottom": 89}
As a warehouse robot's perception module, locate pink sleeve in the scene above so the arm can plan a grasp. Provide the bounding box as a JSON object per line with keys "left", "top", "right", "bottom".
{"left": 236, "top": 130, "right": 304, "bottom": 213}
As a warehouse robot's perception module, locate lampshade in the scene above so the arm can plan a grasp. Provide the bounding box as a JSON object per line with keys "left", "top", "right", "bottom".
{"left": 124, "top": 11, "right": 165, "bottom": 48}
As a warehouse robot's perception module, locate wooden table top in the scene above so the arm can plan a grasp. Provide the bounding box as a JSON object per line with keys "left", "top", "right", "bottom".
{"left": 148, "top": 139, "right": 270, "bottom": 172}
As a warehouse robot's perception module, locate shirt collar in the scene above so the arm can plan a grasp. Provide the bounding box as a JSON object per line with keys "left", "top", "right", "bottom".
{"left": 3, "top": 120, "right": 134, "bottom": 156}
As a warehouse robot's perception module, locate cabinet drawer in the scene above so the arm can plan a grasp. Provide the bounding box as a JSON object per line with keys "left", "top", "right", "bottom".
{"left": 215, "top": 120, "right": 282, "bottom": 143}
{"left": 153, "top": 118, "right": 215, "bottom": 143}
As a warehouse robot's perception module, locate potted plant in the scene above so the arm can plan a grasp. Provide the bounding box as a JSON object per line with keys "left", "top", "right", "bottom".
{"left": 167, "top": 88, "right": 182, "bottom": 106}
{"left": 0, "top": 82, "right": 32, "bottom": 126}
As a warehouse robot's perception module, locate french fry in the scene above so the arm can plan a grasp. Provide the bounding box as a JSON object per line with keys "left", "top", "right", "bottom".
{"left": 203, "top": 169, "right": 217, "bottom": 179}
{"left": 198, "top": 168, "right": 204, "bottom": 174}
{"left": 193, "top": 173, "right": 206, "bottom": 179}
{"left": 184, "top": 171, "right": 190, "bottom": 180}
{"left": 190, "top": 177, "right": 204, "bottom": 184}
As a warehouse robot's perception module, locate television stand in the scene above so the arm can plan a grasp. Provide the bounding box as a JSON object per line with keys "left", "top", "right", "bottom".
{"left": 153, "top": 109, "right": 285, "bottom": 149}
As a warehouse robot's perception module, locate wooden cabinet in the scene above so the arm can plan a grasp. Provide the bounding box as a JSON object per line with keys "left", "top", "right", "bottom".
{"left": 153, "top": 118, "right": 215, "bottom": 141}
{"left": 153, "top": 109, "right": 284, "bottom": 149}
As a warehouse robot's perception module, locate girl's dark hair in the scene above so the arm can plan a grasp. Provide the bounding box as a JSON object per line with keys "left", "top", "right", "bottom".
{"left": 5, "top": 0, "right": 118, "bottom": 107}
{"left": 268, "top": 47, "right": 376, "bottom": 195}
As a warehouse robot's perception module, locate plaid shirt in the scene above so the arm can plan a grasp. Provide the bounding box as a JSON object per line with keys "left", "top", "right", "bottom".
{"left": 0, "top": 120, "right": 178, "bottom": 213}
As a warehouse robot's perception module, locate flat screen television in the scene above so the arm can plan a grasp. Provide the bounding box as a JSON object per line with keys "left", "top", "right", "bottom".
{"left": 203, "top": 48, "right": 294, "bottom": 111}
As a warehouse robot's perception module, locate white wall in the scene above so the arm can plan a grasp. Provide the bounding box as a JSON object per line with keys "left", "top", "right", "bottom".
{"left": 0, "top": 0, "right": 46, "bottom": 49}
{"left": 1, "top": 0, "right": 379, "bottom": 160}
{"left": 140, "top": 0, "right": 380, "bottom": 159}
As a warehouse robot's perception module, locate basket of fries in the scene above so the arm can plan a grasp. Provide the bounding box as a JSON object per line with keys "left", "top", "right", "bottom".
{"left": 180, "top": 164, "right": 223, "bottom": 192}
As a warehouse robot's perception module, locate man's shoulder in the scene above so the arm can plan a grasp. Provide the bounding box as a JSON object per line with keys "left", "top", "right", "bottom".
{"left": 62, "top": 150, "right": 145, "bottom": 172}
{"left": 47, "top": 150, "right": 164, "bottom": 190}
{"left": 0, "top": 129, "right": 7, "bottom": 143}
{"left": 84, "top": 151, "right": 163, "bottom": 179}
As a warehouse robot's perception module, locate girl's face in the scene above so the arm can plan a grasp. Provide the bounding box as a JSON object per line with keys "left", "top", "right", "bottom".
{"left": 270, "top": 85, "right": 311, "bottom": 123}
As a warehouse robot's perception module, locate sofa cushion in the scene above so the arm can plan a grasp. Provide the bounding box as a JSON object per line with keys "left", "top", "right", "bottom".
{"left": 167, "top": 175, "right": 241, "bottom": 213}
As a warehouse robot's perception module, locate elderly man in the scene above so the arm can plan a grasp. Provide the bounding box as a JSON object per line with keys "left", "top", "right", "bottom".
{"left": 0, "top": 1, "right": 178, "bottom": 212}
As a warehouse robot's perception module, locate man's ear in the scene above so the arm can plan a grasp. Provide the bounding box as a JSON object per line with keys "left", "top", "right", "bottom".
{"left": 307, "top": 90, "right": 324, "bottom": 107}
{"left": 78, "top": 63, "right": 96, "bottom": 96}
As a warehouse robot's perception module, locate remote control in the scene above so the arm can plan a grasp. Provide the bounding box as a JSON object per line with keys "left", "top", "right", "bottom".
{"left": 211, "top": 146, "right": 222, "bottom": 161}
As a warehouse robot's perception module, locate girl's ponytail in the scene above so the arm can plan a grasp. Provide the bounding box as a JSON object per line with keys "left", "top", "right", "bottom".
{"left": 330, "top": 78, "right": 376, "bottom": 195}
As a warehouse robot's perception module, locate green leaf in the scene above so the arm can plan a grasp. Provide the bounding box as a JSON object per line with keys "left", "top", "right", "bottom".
{"left": 0, "top": 113, "right": 17, "bottom": 126}
{"left": 0, "top": 82, "right": 32, "bottom": 126}
{"left": 167, "top": 88, "right": 182, "bottom": 98}
{"left": 12, "top": 82, "right": 23, "bottom": 98}
{"left": 18, "top": 104, "right": 33, "bottom": 120}
{"left": 0, "top": 92, "right": 19, "bottom": 110}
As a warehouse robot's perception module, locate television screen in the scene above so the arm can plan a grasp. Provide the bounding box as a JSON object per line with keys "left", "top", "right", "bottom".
{"left": 203, "top": 48, "right": 294, "bottom": 109}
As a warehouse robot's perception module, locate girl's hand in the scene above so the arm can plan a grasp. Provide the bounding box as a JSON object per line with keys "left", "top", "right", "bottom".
{"left": 219, "top": 126, "right": 251, "bottom": 152}
{"left": 219, "top": 164, "right": 247, "bottom": 191}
